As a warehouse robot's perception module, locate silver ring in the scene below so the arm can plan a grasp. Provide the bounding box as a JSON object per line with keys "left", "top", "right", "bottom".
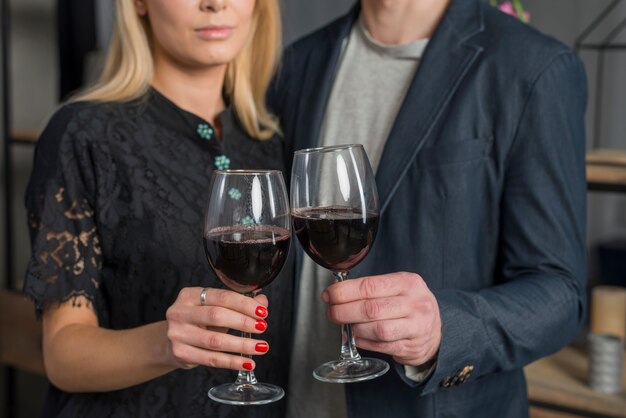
{"left": 200, "top": 287, "right": 208, "bottom": 306}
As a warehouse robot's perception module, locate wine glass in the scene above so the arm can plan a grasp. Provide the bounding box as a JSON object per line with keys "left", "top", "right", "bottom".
{"left": 290, "top": 144, "right": 389, "bottom": 383}
{"left": 203, "top": 169, "right": 291, "bottom": 405}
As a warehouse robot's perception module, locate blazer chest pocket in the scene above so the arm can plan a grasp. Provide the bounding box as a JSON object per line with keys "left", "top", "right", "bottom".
{"left": 416, "top": 136, "right": 492, "bottom": 169}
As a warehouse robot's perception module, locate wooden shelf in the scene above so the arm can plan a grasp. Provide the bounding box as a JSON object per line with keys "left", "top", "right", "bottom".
{"left": 9, "top": 129, "right": 39, "bottom": 144}
{"left": 0, "top": 289, "right": 45, "bottom": 376}
{"left": 587, "top": 149, "right": 626, "bottom": 192}
{"left": 525, "top": 345, "right": 626, "bottom": 417}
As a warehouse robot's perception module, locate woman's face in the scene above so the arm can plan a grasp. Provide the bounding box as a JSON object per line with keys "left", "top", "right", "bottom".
{"left": 138, "top": 0, "right": 256, "bottom": 69}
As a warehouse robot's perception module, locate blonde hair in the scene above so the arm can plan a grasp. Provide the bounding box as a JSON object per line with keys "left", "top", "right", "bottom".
{"left": 74, "top": 0, "right": 281, "bottom": 140}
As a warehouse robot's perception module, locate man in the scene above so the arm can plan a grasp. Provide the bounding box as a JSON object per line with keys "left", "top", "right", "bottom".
{"left": 270, "top": 0, "right": 587, "bottom": 416}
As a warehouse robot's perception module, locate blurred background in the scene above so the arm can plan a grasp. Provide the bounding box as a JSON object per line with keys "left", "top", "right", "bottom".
{"left": 1, "top": 0, "right": 625, "bottom": 417}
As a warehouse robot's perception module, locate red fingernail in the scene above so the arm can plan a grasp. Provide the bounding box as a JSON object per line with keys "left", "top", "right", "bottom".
{"left": 243, "top": 362, "right": 254, "bottom": 371}
{"left": 255, "top": 306, "right": 268, "bottom": 318}
{"left": 255, "top": 319, "right": 267, "bottom": 332}
{"left": 255, "top": 342, "right": 269, "bottom": 353}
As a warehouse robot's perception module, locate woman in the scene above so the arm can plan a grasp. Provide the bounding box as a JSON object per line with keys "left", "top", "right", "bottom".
{"left": 24, "top": 0, "right": 292, "bottom": 416}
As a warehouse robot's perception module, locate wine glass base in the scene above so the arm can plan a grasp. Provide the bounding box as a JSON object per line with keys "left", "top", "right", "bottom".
{"left": 313, "top": 358, "right": 390, "bottom": 383}
{"left": 208, "top": 382, "right": 284, "bottom": 405}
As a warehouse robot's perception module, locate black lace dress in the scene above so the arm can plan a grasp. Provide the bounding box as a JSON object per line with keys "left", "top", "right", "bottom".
{"left": 23, "top": 89, "right": 294, "bottom": 418}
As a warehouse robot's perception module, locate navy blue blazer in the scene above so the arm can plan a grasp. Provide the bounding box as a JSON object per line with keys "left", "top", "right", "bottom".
{"left": 270, "top": 0, "right": 587, "bottom": 416}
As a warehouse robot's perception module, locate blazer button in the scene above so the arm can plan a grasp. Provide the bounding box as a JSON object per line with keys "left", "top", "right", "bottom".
{"left": 441, "top": 376, "right": 453, "bottom": 388}
{"left": 459, "top": 365, "right": 474, "bottom": 377}
{"left": 458, "top": 365, "right": 473, "bottom": 384}
{"left": 441, "top": 365, "right": 474, "bottom": 388}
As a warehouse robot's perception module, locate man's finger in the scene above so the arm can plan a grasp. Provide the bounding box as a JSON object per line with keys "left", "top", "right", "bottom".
{"left": 322, "top": 273, "right": 412, "bottom": 304}
{"left": 353, "top": 336, "right": 407, "bottom": 357}
{"left": 351, "top": 318, "right": 416, "bottom": 342}
{"left": 326, "top": 296, "right": 412, "bottom": 324}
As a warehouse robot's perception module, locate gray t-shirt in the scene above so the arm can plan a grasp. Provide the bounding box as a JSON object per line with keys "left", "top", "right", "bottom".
{"left": 287, "top": 18, "right": 428, "bottom": 418}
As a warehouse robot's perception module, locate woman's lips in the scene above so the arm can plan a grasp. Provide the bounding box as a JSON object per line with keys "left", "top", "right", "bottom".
{"left": 195, "top": 26, "right": 233, "bottom": 40}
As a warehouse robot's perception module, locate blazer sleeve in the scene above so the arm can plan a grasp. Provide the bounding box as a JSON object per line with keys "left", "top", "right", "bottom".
{"left": 414, "top": 51, "right": 588, "bottom": 395}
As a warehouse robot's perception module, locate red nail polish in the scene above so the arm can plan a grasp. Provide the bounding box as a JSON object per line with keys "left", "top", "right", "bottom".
{"left": 243, "top": 362, "right": 254, "bottom": 371}
{"left": 255, "top": 342, "right": 269, "bottom": 353}
{"left": 255, "top": 306, "right": 268, "bottom": 318}
{"left": 255, "top": 319, "right": 267, "bottom": 332}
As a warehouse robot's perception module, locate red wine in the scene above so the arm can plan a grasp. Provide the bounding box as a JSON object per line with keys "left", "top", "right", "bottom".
{"left": 292, "top": 207, "right": 378, "bottom": 272}
{"left": 204, "top": 225, "right": 290, "bottom": 294}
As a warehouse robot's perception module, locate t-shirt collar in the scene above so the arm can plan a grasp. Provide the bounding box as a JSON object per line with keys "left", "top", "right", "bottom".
{"left": 357, "top": 15, "right": 429, "bottom": 60}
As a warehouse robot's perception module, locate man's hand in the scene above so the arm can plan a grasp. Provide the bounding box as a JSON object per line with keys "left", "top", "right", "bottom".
{"left": 323, "top": 272, "right": 441, "bottom": 367}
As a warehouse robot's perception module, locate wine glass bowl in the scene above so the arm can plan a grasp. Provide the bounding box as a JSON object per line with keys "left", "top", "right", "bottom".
{"left": 203, "top": 169, "right": 290, "bottom": 405}
{"left": 291, "top": 145, "right": 389, "bottom": 383}
{"left": 291, "top": 206, "right": 379, "bottom": 273}
{"left": 204, "top": 224, "right": 291, "bottom": 295}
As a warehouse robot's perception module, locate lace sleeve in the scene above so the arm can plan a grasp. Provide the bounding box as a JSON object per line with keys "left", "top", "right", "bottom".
{"left": 23, "top": 104, "right": 107, "bottom": 322}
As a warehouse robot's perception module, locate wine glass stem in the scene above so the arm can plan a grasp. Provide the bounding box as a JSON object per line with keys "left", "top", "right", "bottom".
{"left": 235, "top": 291, "right": 259, "bottom": 385}
{"left": 335, "top": 271, "right": 362, "bottom": 362}
{"left": 235, "top": 330, "right": 259, "bottom": 385}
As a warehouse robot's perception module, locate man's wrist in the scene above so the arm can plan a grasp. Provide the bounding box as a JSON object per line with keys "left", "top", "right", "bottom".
{"left": 403, "top": 355, "right": 438, "bottom": 383}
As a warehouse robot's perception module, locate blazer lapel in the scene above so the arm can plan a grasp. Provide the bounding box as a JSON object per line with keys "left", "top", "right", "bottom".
{"left": 292, "top": 8, "right": 359, "bottom": 152}
{"left": 376, "top": 0, "right": 485, "bottom": 214}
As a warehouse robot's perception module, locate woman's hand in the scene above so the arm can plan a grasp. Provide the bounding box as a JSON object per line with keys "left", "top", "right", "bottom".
{"left": 323, "top": 272, "right": 441, "bottom": 367}
{"left": 165, "top": 287, "right": 270, "bottom": 372}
